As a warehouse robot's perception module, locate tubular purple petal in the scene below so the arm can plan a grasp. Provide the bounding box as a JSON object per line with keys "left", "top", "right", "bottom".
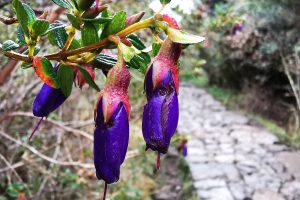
{"left": 142, "top": 71, "right": 179, "bottom": 154}
{"left": 94, "top": 99, "right": 129, "bottom": 184}
{"left": 32, "top": 84, "right": 67, "bottom": 117}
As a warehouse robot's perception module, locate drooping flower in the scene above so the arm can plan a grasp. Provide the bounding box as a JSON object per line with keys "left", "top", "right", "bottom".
{"left": 30, "top": 64, "right": 68, "bottom": 140}
{"left": 231, "top": 22, "right": 244, "bottom": 36}
{"left": 93, "top": 48, "right": 131, "bottom": 197}
{"left": 142, "top": 15, "right": 182, "bottom": 168}
{"left": 177, "top": 137, "right": 188, "bottom": 157}
{"left": 32, "top": 83, "right": 67, "bottom": 118}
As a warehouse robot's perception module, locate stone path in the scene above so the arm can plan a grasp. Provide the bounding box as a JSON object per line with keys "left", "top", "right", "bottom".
{"left": 177, "top": 84, "right": 300, "bottom": 200}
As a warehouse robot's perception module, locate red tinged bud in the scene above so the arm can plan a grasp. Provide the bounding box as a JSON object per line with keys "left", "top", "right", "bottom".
{"left": 78, "top": 0, "right": 96, "bottom": 11}
{"left": 74, "top": 64, "right": 95, "bottom": 89}
{"left": 125, "top": 11, "right": 145, "bottom": 27}
{"left": 82, "top": 4, "right": 108, "bottom": 19}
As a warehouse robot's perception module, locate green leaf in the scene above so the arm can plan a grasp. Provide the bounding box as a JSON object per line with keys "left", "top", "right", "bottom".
{"left": 47, "top": 21, "right": 66, "bottom": 33}
{"left": 12, "top": 0, "right": 29, "bottom": 36}
{"left": 69, "top": 39, "right": 81, "bottom": 50}
{"left": 48, "top": 26, "right": 80, "bottom": 50}
{"left": 17, "top": 25, "right": 26, "bottom": 45}
{"left": 67, "top": 14, "right": 81, "bottom": 30}
{"left": 93, "top": 52, "right": 150, "bottom": 74}
{"left": 23, "top": 46, "right": 40, "bottom": 56}
{"left": 52, "top": 0, "right": 73, "bottom": 9}
{"left": 119, "top": 43, "right": 140, "bottom": 62}
{"left": 6, "top": 183, "right": 25, "bottom": 198}
{"left": 152, "top": 43, "right": 161, "bottom": 56}
{"left": 57, "top": 64, "right": 74, "bottom": 97}
{"left": 82, "top": 23, "right": 99, "bottom": 46}
{"left": 39, "top": 57, "right": 59, "bottom": 88}
{"left": 69, "top": 0, "right": 79, "bottom": 9}
{"left": 127, "top": 34, "right": 146, "bottom": 50}
{"left": 21, "top": 62, "right": 33, "bottom": 69}
{"left": 48, "top": 27, "right": 68, "bottom": 49}
{"left": 129, "top": 54, "right": 150, "bottom": 74}
{"left": 2, "top": 40, "right": 19, "bottom": 51}
{"left": 160, "top": 0, "right": 171, "bottom": 4}
{"left": 32, "top": 20, "right": 50, "bottom": 36}
{"left": 83, "top": 17, "right": 112, "bottom": 24}
{"left": 100, "top": 11, "right": 126, "bottom": 39}
{"left": 167, "top": 28, "right": 205, "bottom": 44}
{"left": 16, "top": 25, "right": 26, "bottom": 45}
{"left": 92, "top": 54, "right": 116, "bottom": 71}
{"left": 138, "top": 52, "right": 151, "bottom": 63}
{"left": 23, "top": 3, "right": 36, "bottom": 26}
{"left": 77, "top": 66, "right": 100, "bottom": 91}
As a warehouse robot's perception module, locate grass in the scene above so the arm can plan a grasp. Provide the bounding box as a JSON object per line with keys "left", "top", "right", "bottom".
{"left": 252, "top": 115, "right": 300, "bottom": 149}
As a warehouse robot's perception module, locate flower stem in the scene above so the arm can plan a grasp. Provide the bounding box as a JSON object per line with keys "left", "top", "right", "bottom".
{"left": 102, "top": 182, "right": 108, "bottom": 200}
{"left": 62, "top": 27, "right": 76, "bottom": 52}
{"left": 156, "top": 152, "right": 161, "bottom": 170}
{"left": 28, "top": 117, "right": 44, "bottom": 141}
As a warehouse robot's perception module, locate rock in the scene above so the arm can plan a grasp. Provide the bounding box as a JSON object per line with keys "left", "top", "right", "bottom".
{"left": 267, "top": 144, "right": 287, "bottom": 152}
{"left": 253, "top": 190, "right": 285, "bottom": 200}
{"left": 244, "top": 173, "right": 268, "bottom": 190}
{"left": 221, "top": 164, "right": 240, "bottom": 181}
{"left": 187, "top": 155, "right": 212, "bottom": 163}
{"left": 221, "top": 112, "right": 249, "bottom": 125}
{"left": 197, "top": 187, "right": 234, "bottom": 200}
{"left": 186, "top": 147, "right": 206, "bottom": 155}
{"left": 252, "top": 131, "right": 279, "bottom": 145}
{"left": 280, "top": 181, "right": 300, "bottom": 199}
{"left": 229, "top": 183, "right": 246, "bottom": 199}
{"left": 215, "top": 154, "right": 236, "bottom": 163}
{"left": 277, "top": 152, "right": 300, "bottom": 178}
{"left": 194, "top": 178, "right": 226, "bottom": 189}
{"left": 189, "top": 163, "right": 224, "bottom": 180}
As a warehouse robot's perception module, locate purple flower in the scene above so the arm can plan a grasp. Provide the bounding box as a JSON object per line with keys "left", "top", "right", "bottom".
{"left": 142, "top": 15, "right": 182, "bottom": 169}
{"left": 94, "top": 99, "right": 129, "bottom": 184}
{"left": 32, "top": 84, "right": 67, "bottom": 117}
{"left": 182, "top": 144, "right": 187, "bottom": 157}
{"left": 231, "top": 23, "right": 244, "bottom": 36}
{"left": 142, "top": 68, "right": 179, "bottom": 154}
{"left": 93, "top": 53, "right": 131, "bottom": 186}
{"left": 30, "top": 64, "right": 68, "bottom": 141}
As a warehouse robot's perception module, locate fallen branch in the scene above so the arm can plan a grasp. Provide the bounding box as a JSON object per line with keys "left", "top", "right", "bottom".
{"left": 0, "top": 130, "right": 94, "bottom": 169}
{"left": 1, "top": 111, "right": 94, "bottom": 141}
{"left": 0, "top": 15, "right": 17, "bottom": 25}
{"left": 0, "top": 130, "right": 140, "bottom": 172}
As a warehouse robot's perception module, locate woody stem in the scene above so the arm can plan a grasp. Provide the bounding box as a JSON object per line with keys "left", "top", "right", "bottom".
{"left": 0, "top": 17, "right": 158, "bottom": 63}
